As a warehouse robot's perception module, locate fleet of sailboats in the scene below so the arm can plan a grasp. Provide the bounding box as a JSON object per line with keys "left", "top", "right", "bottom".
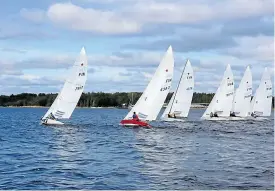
{"left": 39, "top": 45, "right": 273, "bottom": 126}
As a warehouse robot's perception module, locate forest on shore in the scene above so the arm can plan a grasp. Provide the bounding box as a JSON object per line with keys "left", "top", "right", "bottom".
{"left": 0, "top": 92, "right": 216, "bottom": 107}
{"left": 0, "top": 92, "right": 274, "bottom": 108}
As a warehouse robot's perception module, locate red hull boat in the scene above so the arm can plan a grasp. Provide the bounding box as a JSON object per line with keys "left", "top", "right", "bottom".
{"left": 120, "top": 119, "right": 151, "bottom": 128}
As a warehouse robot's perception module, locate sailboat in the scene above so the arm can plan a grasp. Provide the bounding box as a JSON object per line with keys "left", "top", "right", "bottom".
{"left": 120, "top": 46, "right": 174, "bottom": 127}
{"left": 161, "top": 59, "right": 194, "bottom": 121}
{"left": 250, "top": 67, "right": 272, "bottom": 119}
{"left": 229, "top": 66, "right": 252, "bottom": 120}
{"left": 201, "top": 64, "right": 234, "bottom": 120}
{"left": 41, "top": 47, "right": 88, "bottom": 125}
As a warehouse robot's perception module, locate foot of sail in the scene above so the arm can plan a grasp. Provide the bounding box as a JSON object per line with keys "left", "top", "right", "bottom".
{"left": 41, "top": 118, "right": 64, "bottom": 125}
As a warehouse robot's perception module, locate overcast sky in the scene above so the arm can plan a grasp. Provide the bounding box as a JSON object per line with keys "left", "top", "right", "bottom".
{"left": 0, "top": 0, "right": 273, "bottom": 95}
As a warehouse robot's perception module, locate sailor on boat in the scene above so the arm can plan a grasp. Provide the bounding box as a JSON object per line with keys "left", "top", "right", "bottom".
{"left": 132, "top": 112, "right": 140, "bottom": 121}
{"left": 251, "top": 112, "right": 260, "bottom": 118}
{"left": 168, "top": 113, "right": 176, "bottom": 118}
{"left": 210, "top": 112, "right": 218, "bottom": 118}
{"left": 41, "top": 112, "right": 56, "bottom": 123}
{"left": 230, "top": 112, "right": 236, "bottom": 117}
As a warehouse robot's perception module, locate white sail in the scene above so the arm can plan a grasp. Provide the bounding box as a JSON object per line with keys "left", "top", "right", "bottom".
{"left": 42, "top": 47, "right": 88, "bottom": 122}
{"left": 251, "top": 67, "right": 272, "bottom": 117}
{"left": 161, "top": 59, "right": 194, "bottom": 119}
{"left": 231, "top": 66, "right": 252, "bottom": 117}
{"left": 201, "top": 64, "right": 234, "bottom": 119}
{"left": 124, "top": 46, "right": 174, "bottom": 121}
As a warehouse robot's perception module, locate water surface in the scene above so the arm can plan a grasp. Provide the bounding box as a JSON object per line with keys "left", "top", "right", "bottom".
{"left": 0, "top": 108, "right": 273, "bottom": 189}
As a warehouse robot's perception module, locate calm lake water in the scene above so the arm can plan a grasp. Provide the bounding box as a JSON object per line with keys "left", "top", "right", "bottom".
{"left": 0, "top": 108, "right": 273, "bottom": 189}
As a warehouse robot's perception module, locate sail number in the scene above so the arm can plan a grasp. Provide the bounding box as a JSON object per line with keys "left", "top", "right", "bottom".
{"left": 186, "top": 87, "right": 193, "bottom": 90}
{"left": 227, "top": 82, "right": 233, "bottom": 86}
{"left": 160, "top": 86, "right": 170, "bottom": 91}
{"left": 226, "top": 92, "right": 233, "bottom": 96}
{"left": 187, "top": 76, "right": 192, "bottom": 79}
{"left": 75, "top": 86, "right": 83, "bottom": 91}
{"left": 79, "top": 72, "right": 85, "bottom": 76}
{"left": 160, "top": 78, "right": 172, "bottom": 91}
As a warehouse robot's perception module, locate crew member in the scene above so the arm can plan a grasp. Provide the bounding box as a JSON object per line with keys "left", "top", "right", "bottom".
{"left": 132, "top": 112, "right": 139, "bottom": 121}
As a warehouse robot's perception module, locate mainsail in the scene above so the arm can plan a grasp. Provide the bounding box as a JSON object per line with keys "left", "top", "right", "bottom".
{"left": 124, "top": 46, "right": 174, "bottom": 121}
{"left": 41, "top": 47, "right": 88, "bottom": 122}
{"left": 231, "top": 66, "right": 252, "bottom": 117}
{"left": 202, "top": 64, "right": 234, "bottom": 119}
{"left": 250, "top": 67, "right": 272, "bottom": 117}
{"left": 161, "top": 59, "right": 194, "bottom": 119}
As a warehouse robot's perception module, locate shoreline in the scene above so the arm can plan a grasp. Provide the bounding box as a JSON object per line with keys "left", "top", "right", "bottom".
{"left": 0, "top": 105, "right": 208, "bottom": 109}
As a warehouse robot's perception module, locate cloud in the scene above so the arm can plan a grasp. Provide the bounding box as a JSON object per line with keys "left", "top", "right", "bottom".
{"left": 80, "top": 0, "right": 273, "bottom": 24}
{"left": 47, "top": 3, "right": 141, "bottom": 34}
{"left": 0, "top": 74, "right": 62, "bottom": 95}
{"left": 20, "top": 8, "right": 46, "bottom": 23}
{"left": 124, "top": 26, "right": 237, "bottom": 52}
{"left": 224, "top": 35, "right": 274, "bottom": 62}
{"left": 6, "top": 50, "right": 164, "bottom": 71}
{"left": 0, "top": 48, "right": 27, "bottom": 54}
{"left": 1, "top": 0, "right": 272, "bottom": 95}
{"left": 221, "top": 17, "right": 274, "bottom": 37}
{"left": 0, "top": 74, "right": 60, "bottom": 87}
{"left": 14, "top": 55, "right": 74, "bottom": 69}
{"left": 124, "top": 0, "right": 273, "bottom": 25}
{"left": 20, "top": 0, "right": 273, "bottom": 36}
{"left": 0, "top": 29, "right": 56, "bottom": 40}
{"left": 0, "top": 60, "right": 23, "bottom": 76}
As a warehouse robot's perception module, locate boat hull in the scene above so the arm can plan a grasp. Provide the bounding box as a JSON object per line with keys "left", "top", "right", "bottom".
{"left": 162, "top": 117, "right": 186, "bottom": 122}
{"left": 201, "top": 117, "right": 230, "bottom": 121}
{"left": 41, "top": 119, "right": 64, "bottom": 125}
{"left": 228, "top": 116, "right": 249, "bottom": 121}
{"left": 120, "top": 119, "right": 151, "bottom": 128}
{"left": 249, "top": 116, "right": 269, "bottom": 121}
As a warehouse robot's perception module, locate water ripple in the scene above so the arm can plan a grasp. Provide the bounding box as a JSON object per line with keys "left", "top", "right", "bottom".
{"left": 0, "top": 108, "right": 273, "bottom": 189}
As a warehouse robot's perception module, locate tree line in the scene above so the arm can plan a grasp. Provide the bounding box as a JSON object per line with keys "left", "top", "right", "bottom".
{"left": 0, "top": 92, "right": 274, "bottom": 108}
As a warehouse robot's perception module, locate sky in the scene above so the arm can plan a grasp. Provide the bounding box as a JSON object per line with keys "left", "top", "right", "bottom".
{"left": 0, "top": 0, "right": 274, "bottom": 95}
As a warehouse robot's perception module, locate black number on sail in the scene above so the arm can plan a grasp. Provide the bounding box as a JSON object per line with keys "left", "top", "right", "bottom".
{"left": 75, "top": 86, "right": 83, "bottom": 91}
{"left": 166, "top": 78, "right": 172, "bottom": 83}
{"left": 160, "top": 86, "right": 170, "bottom": 91}
{"left": 227, "top": 82, "right": 233, "bottom": 86}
